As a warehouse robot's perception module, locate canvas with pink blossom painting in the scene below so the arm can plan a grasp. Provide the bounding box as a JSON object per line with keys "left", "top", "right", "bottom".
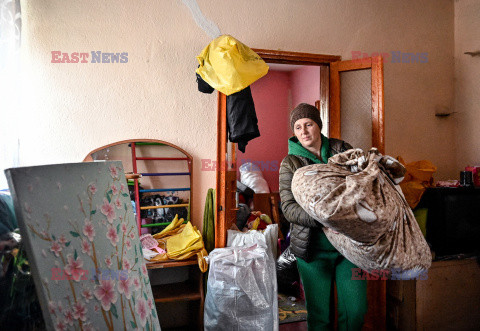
{"left": 5, "top": 161, "right": 161, "bottom": 331}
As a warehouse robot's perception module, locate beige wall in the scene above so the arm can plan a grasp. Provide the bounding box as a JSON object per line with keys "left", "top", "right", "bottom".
{"left": 18, "top": 0, "right": 456, "bottom": 227}
{"left": 454, "top": 0, "right": 480, "bottom": 173}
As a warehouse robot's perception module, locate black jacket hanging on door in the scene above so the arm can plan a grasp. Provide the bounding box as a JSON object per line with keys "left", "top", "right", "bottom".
{"left": 226, "top": 86, "right": 260, "bottom": 153}
{"left": 196, "top": 73, "right": 261, "bottom": 153}
{"left": 196, "top": 72, "right": 215, "bottom": 94}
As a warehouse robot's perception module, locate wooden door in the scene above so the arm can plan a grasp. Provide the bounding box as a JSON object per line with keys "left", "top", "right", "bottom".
{"left": 215, "top": 93, "right": 238, "bottom": 248}
{"left": 330, "top": 56, "right": 386, "bottom": 331}
{"left": 329, "top": 56, "right": 385, "bottom": 153}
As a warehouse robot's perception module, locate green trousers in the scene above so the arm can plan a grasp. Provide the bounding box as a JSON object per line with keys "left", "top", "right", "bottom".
{"left": 296, "top": 230, "right": 367, "bottom": 331}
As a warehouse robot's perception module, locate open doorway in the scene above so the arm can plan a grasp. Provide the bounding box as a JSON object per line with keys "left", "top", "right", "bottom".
{"left": 215, "top": 51, "right": 384, "bottom": 247}
{"left": 214, "top": 49, "right": 386, "bottom": 331}
{"left": 215, "top": 50, "right": 340, "bottom": 248}
{"left": 239, "top": 63, "right": 326, "bottom": 193}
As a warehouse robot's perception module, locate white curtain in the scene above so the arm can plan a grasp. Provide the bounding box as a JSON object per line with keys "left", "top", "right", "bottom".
{"left": 0, "top": 0, "right": 21, "bottom": 189}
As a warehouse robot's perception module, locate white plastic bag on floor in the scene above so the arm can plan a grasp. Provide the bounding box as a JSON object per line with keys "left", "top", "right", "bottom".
{"left": 204, "top": 245, "right": 279, "bottom": 331}
{"left": 227, "top": 223, "right": 278, "bottom": 258}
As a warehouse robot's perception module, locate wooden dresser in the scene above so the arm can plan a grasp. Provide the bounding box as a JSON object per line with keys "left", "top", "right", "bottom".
{"left": 387, "top": 258, "right": 480, "bottom": 330}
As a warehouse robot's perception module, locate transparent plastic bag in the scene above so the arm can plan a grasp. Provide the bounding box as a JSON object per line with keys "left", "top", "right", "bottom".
{"left": 227, "top": 224, "right": 278, "bottom": 259}
{"left": 204, "top": 245, "right": 278, "bottom": 331}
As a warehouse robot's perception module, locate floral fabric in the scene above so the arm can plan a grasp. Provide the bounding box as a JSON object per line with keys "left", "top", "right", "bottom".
{"left": 5, "top": 161, "right": 161, "bottom": 331}
{"left": 291, "top": 148, "right": 431, "bottom": 277}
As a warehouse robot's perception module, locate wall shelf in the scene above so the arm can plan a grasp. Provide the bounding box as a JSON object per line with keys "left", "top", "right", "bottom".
{"left": 152, "top": 281, "right": 202, "bottom": 303}
{"left": 84, "top": 139, "right": 202, "bottom": 330}
{"left": 146, "top": 258, "right": 198, "bottom": 269}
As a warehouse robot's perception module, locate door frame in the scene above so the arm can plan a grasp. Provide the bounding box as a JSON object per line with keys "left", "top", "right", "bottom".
{"left": 215, "top": 49, "right": 341, "bottom": 249}
{"left": 215, "top": 49, "right": 387, "bottom": 331}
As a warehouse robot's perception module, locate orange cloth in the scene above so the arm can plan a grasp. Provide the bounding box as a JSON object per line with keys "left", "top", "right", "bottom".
{"left": 397, "top": 157, "right": 437, "bottom": 209}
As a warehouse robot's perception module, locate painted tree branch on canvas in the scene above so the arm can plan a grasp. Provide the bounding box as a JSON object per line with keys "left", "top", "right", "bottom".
{"left": 6, "top": 161, "right": 160, "bottom": 331}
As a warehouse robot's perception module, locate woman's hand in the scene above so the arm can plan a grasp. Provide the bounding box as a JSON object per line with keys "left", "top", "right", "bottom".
{"left": 325, "top": 227, "right": 339, "bottom": 234}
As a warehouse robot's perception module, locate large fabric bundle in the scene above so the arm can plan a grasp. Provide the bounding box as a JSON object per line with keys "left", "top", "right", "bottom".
{"left": 291, "top": 148, "right": 431, "bottom": 277}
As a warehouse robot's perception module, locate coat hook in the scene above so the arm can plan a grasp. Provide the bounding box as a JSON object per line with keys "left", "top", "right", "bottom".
{"left": 435, "top": 106, "right": 455, "bottom": 118}
{"left": 464, "top": 51, "right": 480, "bottom": 57}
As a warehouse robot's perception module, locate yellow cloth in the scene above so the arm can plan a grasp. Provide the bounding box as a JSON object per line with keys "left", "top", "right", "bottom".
{"left": 153, "top": 224, "right": 186, "bottom": 240}
{"left": 398, "top": 157, "right": 437, "bottom": 209}
{"left": 148, "top": 216, "right": 208, "bottom": 272}
{"left": 196, "top": 35, "right": 269, "bottom": 96}
{"left": 251, "top": 217, "right": 261, "bottom": 230}
{"left": 167, "top": 222, "right": 201, "bottom": 256}
{"left": 196, "top": 248, "right": 208, "bottom": 272}
{"left": 153, "top": 214, "right": 184, "bottom": 239}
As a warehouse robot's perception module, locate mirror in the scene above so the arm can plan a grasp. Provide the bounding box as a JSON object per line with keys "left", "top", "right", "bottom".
{"left": 84, "top": 139, "right": 192, "bottom": 235}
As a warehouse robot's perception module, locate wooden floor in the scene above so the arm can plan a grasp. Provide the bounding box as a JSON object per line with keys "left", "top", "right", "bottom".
{"left": 279, "top": 321, "right": 308, "bottom": 330}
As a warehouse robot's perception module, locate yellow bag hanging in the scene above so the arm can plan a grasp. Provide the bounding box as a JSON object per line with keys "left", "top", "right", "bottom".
{"left": 196, "top": 35, "right": 269, "bottom": 96}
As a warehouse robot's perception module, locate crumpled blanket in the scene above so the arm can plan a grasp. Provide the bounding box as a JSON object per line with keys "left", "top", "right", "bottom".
{"left": 291, "top": 148, "right": 431, "bottom": 277}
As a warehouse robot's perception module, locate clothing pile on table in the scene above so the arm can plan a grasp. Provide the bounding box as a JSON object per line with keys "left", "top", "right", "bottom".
{"left": 291, "top": 148, "right": 432, "bottom": 278}
{"left": 141, "top": 215, "right": 208, "bottom": 272}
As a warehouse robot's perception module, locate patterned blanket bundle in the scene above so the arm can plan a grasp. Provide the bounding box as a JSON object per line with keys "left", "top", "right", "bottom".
{"left": 291, "top": 148, "right": 431, "bottom": 277}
